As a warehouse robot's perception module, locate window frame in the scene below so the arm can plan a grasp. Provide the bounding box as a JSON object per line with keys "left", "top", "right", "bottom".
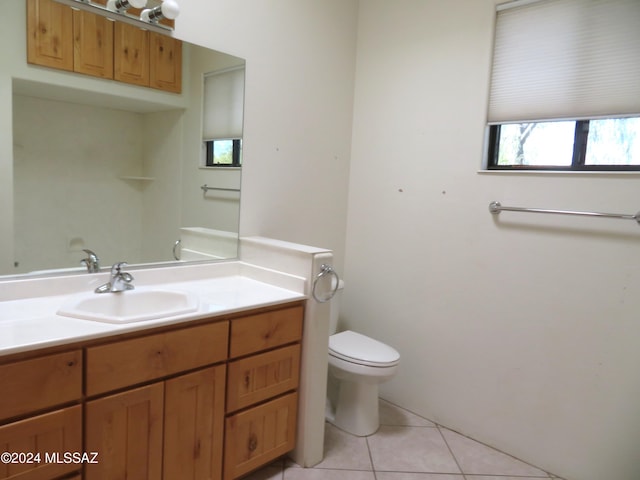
{"left": 486, "top": 120, "right": 640, "bottom": 172}
{"left": 204, "top": 139, "right": 242, "bottom": 168}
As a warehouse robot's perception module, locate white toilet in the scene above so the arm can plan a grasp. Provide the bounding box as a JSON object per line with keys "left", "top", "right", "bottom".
{"left": 326, "top": 282, "right": 400, "bottom": 436}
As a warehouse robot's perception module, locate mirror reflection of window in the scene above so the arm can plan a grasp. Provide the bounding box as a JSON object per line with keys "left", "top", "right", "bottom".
{"left": 205, "top": 139, "right": 242, "bottom": 167}
{"left": 202, "top": 66, "right": 245, "bottom": 168}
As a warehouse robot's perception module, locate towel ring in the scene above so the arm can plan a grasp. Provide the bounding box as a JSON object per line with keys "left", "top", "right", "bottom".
{"left": 312, "top": 264, "right": 340, "bottom": 303}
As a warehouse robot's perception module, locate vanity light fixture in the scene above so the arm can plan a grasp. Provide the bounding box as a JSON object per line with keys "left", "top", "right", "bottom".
{"left": 140, "top": 0, "right": 180, "bottom": 23}
{"left": 106, "top": 0, "right": 148, "bottom": 14}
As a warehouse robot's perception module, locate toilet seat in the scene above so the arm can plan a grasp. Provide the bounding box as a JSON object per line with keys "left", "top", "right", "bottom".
{"left": 329, "top": 330, "right": 400, "bottom": 367}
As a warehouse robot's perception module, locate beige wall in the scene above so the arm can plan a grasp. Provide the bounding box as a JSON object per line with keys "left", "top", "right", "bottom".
{"left": 343, "top": 2, "right": 640, "bottom": 480}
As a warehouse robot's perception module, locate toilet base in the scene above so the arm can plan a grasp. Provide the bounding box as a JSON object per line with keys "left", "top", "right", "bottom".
{"left": 331, "top": 379, "right": 380, "bottom": 437}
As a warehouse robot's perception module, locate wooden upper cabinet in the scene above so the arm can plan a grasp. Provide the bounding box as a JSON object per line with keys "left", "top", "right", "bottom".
{"left": 27, "top": 0, "right": 182, "bottom": 93}
{"left": 73, "top": 8, "right": 114, "bottom": 79}
{"left": 27, "top": 0, "right": 74, "bottom": 71}
{"left": 114, "top": 21, "right": 150, "bottom": 87}
{"left": 149, "top": 32, "right": 182, "bottom": 93}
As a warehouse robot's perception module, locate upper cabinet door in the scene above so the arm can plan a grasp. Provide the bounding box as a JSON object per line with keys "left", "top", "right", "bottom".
{"left": 73, "top": 8, "right": 114, "bottom": 79}
{"left": 114, "top": 21, "right": 150, "bottom": 87}
{"left": 27, "top": 0, "right": 74, "bottom": 71}
{"left": 149, "top": 32, "right": 182, "bottom": 93}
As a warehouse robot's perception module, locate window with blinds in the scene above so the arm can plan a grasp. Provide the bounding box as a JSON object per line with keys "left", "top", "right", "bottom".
{"left": 202, "top": 66, "right": 245, "bottom": 167}
{"left": 485, "top": 0, "right": 640, "bottom": 170}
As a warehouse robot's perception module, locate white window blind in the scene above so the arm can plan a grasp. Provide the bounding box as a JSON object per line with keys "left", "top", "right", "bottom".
{"left": 203, "top": 66, "right": 245, "bottom": 140}
{"left": 488, "top": 0, "right": 640, "bottom": 124}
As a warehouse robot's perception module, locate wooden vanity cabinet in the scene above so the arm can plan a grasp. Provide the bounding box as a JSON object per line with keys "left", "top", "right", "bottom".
{"left": 84, "top": 321, "right": 229, "bottom": 480}
{"left": 223, "top": 304, "right": 303, "bottom": 480}
{"left": 84, "top": 365, "right": 227, "bottom": 480}
{"left": 0, "top": 351, "right": 83, "bottom": 480}
{"left": 0, "top": 301, "right": 304, "bottom": 480}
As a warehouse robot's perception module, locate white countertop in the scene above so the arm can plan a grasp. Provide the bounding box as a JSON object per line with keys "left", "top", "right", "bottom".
{"left": 0, "top": 262, "right": 307, "bottom": 356}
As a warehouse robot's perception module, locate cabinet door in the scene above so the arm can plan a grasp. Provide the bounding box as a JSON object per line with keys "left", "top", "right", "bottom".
{"left": 85, "top": 383, "right": 164, "bottom": 480}
{"left": 26, "top": 0, "right": 73, "bottom": 71}
{"left": 73, "top": 6, "right": 113, "bottom": 79}
{"left": 0, "top": 406, "right": 81, "bottom": 480}
{"left": 224, "top": 393, "right": 298, "bottom": 480}
{"left": 227, "top": 344, "right": 301, "bottom": 413}
{"left": 149, "top": 32, "right": 182, "bottom": 93}
{"left": 163, "top": 365, "right": 226, "bottom": 480}
{"left": 114, "top": 21, "right": 150, "bottom": 87}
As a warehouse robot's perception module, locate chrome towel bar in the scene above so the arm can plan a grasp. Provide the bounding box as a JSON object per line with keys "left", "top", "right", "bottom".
{"left": 489, "top": 201, "right": 640, "bottom": 226}
{"left": 201, "top": 184, "right": 240, "bottom": 193}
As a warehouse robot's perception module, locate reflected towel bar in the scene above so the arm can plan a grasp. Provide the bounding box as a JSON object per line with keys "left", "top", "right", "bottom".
{"left": 201, "top": 184, "right": 240, "bottom": 193}
{"left": 489, "top": 201, "right": 640, "bottom": 226}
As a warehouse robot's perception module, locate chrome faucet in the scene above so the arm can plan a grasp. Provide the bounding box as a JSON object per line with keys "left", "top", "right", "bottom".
{"left": 81, "top": 249, "right": 100, "bottom": 273}
{"left": 95, "top": 262, "right": 135, "bottom": 293}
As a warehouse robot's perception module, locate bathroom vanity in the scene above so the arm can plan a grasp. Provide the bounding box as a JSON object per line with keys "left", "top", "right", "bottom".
{"left": 0, "top": 261, "right": 312, "bottom": 480}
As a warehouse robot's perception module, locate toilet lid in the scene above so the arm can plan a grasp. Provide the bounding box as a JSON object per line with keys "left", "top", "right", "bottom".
{"left": 329, "top": 330, "right": 400, "bottom": 367}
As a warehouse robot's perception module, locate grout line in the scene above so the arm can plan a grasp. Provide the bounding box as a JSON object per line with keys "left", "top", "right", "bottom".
{"left": 435, "top": 423, "right": 556, "bottom": 478}
{"left": 436, "top": 424, "right": 468, "bottom": 480}
{"left": 365, "top": 434, "right": 379, "bottom": 480}
{"left": 379, "top": 399, "right": 557, "bottom": 479}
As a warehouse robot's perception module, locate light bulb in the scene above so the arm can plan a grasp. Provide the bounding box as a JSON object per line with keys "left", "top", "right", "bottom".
{"left": 160, "top": 0, "right": 179, "bottom": 19}
{"left": 141, "top": 0, "right": 180, "bottom": 23}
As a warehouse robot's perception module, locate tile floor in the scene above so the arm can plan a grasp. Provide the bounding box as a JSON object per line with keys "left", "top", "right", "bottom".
{"left": 244, "top": 399, "right": 565, "bottom": 480}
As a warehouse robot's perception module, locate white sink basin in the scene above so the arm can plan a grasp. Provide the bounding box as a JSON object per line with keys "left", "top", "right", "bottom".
{"left": 57, "top": 289, "right": 199, "bottom": 324}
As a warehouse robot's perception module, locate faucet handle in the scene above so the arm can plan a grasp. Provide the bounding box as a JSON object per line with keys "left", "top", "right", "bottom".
{"left": 111, "top": 261, "right": 128, "bottom": 275}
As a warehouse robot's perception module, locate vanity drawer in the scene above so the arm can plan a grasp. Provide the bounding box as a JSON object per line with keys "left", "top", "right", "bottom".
{"left": 0, "top": 405, "right": 82, "bottom": 480}
{"left": 229, "top": 305, "right": 303, "bottom": 358}
{"left": 224, "top": 392, "right": 298, "bottom": 480}
{"left": 226, "top": 344, "right": 301, "bottom": 413}
{"left": 0, "top": 350, "right": 82, "bottom": 422}
{"left": 86, "top": 320, "right": 229, "bottom": 396}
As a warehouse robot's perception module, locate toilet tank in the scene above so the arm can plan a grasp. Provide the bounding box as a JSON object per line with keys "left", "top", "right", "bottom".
{"left": 329, "top": 279, "right": 345, "bottom": 335}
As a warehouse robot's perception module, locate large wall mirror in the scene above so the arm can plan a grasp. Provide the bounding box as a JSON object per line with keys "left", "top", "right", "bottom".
{"left": 0, "top": 0, "right": 245, "bottom": 279}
